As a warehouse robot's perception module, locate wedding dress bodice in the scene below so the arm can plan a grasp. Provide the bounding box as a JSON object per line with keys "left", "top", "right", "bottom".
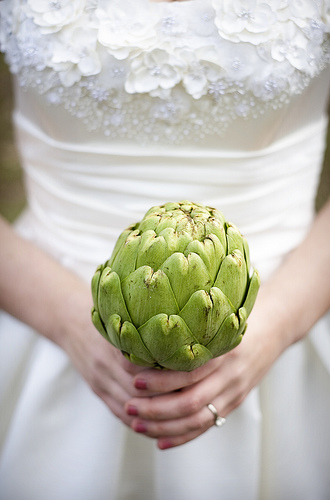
{"left": 1, "top": 0, "right": 330, "bottom": 279}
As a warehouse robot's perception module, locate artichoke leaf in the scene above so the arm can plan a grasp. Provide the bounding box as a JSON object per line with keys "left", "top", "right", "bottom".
{"left": 110, "top": 230, "right": 141, "bottom": 280}
{"left": 163, "top": 201, "right": 181, "bottom": 211}
{"left": 226, "top": 223, "right": 245, "bottom": 255}
{"left": 160, "top": 252, "right": 211, "bottom": 311}
{"left": 204, "top": 218, "right": 226, "bottom": 252}
{"left": 118, "top": 320, "right": 155, "bottom": 364}
{"left": 121, "top": 266, "right": 179, "bottom": 328}
{"left": 103, "top": 314, "right": 123, "bottom": 350}
{"left": 179, "top": 288, "right": 235, "bottom": 345}
{"left": 192, "top": 220, "right": 207, "bottom": 240}
{"left": 214, "top": 250, "right": 247, "bottom": 310}
{"left": 163, "top": 201, "right": 181, "bottom": 212}
{"left": 138, "top": 214, "right": 161, "bottom": 233}
{"left": 191, "top": 206, "right": 211, "bottom": 218}
{"left": 107, "top": 227, "right": 135, "bottom": 268}
{"left": 180, "top": 201, "right": 196, "bottom": 212}
{"left": 237, "top": 306, "right": 248, "bottom": 336}
{"left": 91, "top": 264, "right": 104, "bottom": 308}
{"left": 206, "top": 312, "right": 240, "bottom": 357}
{"left": 242, "top": 236, "right": 251, "bottom": 271}
{"left": 143, "top": 206, "right": 165, "bottom": 218}
{"left": 91, "top": 308, "right": 108, "bottom": 340}
{"left": 138, "top": 314, "right": 196, "bottom": 363}
{"left": 161, "top": 343, "right": 213, "bottom": 372}
{"left": 228, "top": 332, "right": 244, "bottom": 351}
{"left": 184, "top": 233, "right": 225, "bottom": 283}
{"left": 136, "top": 230, "right": 167, "bottom": 271}
{"left": 242, "top": 268, "right": 261, "bottom": 316}
{"left": 175, "top": 217, "right": 195, "bottom": 235}
{"left": 123, "top": 352, "right": 156, "bottom": 368}
{"left": 208, "top": 206, "right": 226, "bottom": 225}
{"left": 156, "top": 214, "right": 178, "bottom": 233}
{"left": 98, "top": 268, "right": 131, "bottom": 325}
{"left": 158, "top": 227, "right": 193, "bottom": 256}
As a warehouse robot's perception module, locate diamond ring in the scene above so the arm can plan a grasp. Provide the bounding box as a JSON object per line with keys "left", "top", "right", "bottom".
{"left": 207, "top": 403, "right": 226, "bottom": 427}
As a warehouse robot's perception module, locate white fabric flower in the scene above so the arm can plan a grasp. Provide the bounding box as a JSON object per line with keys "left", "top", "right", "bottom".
{"left": 179, "top": 50, "right": 209, "bottom": 99}
{"left": 212, "top": 0, "right": 278, "bottom": 44}
{"left": 96, "top": 0, "right": 159, "bottom": 60}
{"left": 271, "top": 21, "right": 311, "bottom": 72}
{"left": 198, "top": 41, "right": 259, "bottom": 81}
{"left": 25, "top": 0, "right": 85, "bottom": 33}
{"left": 3, "top": 0, "right": 329, "bottom": 143}
{"left": 125, "top": 49, "right": 184, "bottom": 96}
{"left": 276, "top": 0, "right": 320, "bottom": 27}
{"left": 252, "top": 73, "right": 287, "bottom": 101}
{"left": 49, "top": 13, "right": 101, "bottom": 86}
{"left": 159, "top": 8, "right": 189, "bottom": 38}
{"left": 189, "top": 5, "right": 217, "bottom": 38}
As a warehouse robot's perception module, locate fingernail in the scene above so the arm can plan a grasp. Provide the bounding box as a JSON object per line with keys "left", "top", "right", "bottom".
{"left": 135, "top": 422, "right": 147, "bottom": 433}
{"left": 127, "top": 405, "right": 138, "bottom": 416}
{"left": 135, "top": 379, "right": 147, "bottom": 390}
{"left": 158, "top": 439, "right": 172, "bottom": 450}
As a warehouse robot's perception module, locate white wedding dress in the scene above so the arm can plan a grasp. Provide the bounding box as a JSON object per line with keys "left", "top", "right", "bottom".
{"left": 0, "top": 1, "right": 330, "bottom": 499}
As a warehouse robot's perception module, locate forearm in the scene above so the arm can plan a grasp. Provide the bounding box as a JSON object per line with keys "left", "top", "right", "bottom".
{"left": 0, "top": 215, "right": 92, "bottom": 349}
{"left": 256, "top": 198, "right": 330, "bottom": 350}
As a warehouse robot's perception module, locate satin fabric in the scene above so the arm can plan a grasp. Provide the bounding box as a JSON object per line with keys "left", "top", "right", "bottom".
{"left": 0, "top": 63, "right": 330, "bottom": 500}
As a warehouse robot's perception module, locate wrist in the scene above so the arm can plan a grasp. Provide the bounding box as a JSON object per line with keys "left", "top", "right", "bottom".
{"left": 246, "top": 283, "right": 295, "bottom": 363}
{"left": 54, "top": 277, "right": 93, "bottom": 352}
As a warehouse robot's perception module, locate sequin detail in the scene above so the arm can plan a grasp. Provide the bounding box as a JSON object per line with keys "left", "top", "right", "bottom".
{"left": 1, "top": 0, "right": 329, "bottom": 145}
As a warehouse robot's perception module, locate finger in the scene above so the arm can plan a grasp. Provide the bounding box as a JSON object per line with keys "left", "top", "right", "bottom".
{"left": 133, "top": 357, "right": 221, "bottom": 393}
{"left": 100, "top": 390, "right": 133, "bottom": 427}
{"left": 113, "top": 350, "right": 163, "bottom": 397}
{"left": 126, "top": 365, "right": 227, "bottom": 420}
{"left": 130, "top": 404, "right": 218, "bottom": 439}
{"left": 155, "top": 402, "right": 229, "bottom": 449}
{"left": 93, "top": 374, "right": 131, "bottom": 408}
{"left": 92, "top": 378, "right": 136, "bottom": 427}
{"left": 91, "top": 346, "right": 156, "bottom": 399}
{"left": 157, "top": 427, "right": 211, "bottom": 450}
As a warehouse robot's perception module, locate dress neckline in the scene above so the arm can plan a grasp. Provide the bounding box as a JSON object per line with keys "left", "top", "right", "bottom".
{"left": 1, "top": 0, "right": 329, "bottom": 145}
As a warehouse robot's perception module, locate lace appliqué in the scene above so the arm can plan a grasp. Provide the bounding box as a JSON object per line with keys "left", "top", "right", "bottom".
{"left": 1, "top": 0, "right": 329, "bottom": 145}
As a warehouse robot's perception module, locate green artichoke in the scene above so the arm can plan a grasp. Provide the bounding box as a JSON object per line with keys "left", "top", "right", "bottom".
{"left": 91, "top": 201, "right": 260, "bottom": 371}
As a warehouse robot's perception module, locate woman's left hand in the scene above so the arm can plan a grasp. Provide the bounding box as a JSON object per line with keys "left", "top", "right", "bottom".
{"left": 124, "top": 287, "right": 287, "bottom": 449}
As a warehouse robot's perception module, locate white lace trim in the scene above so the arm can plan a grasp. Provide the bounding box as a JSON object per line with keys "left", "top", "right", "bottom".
{"left": 1, "top": 0, "right": 329, "bottom": 144}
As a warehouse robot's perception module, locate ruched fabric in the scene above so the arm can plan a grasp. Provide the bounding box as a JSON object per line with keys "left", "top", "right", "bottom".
{"left": 14, "top": 110, "right": 328, "bottom": 281}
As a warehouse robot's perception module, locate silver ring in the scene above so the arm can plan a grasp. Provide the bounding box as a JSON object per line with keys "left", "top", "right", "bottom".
{"left": 207, "top": 404, "right": 226, "bottom": 428}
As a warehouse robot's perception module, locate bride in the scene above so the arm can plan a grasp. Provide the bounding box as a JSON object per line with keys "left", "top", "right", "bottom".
{"left": 0, "top": 0, "right": 330, "bottom": 499}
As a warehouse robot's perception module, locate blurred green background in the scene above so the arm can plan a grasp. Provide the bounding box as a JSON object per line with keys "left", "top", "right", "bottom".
{"left": 0, "top": 53, "right": 329, "bottom": 222}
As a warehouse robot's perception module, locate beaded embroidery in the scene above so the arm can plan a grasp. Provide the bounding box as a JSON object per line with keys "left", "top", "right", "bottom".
{"left": 1, "top": 0, "right": 329, "bottom": 144}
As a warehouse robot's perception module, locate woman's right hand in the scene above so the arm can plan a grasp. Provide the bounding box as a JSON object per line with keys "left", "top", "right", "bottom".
{"left": 0, "top": 215, "right": 152, "bottom": 428}
{"left": 61, "top": 292, "right": 155, "bottom": 427}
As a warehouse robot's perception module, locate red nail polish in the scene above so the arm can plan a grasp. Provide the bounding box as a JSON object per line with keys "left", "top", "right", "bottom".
{"left": 135, "top": 422, "right": 147, "bottom": 433}
{"left": 127, "top": 405, "right": 138, "bottom": 416}
{"left": 135, "top": 379, "right": 147, "bottom": 390}
{"left": 159, "top": 439, "right": 172, "bottom": 450}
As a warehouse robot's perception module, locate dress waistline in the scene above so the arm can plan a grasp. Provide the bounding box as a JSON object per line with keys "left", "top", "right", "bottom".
{"left": 14, "top": 113, "right": 328, "bottom": 282}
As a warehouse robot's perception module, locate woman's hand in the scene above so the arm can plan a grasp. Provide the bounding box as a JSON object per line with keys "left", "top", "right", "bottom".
{"left": 1, "top": 199, "right": 329, "bottom": 445}
{"left": 62, "top": 296, "right": 159, "bottom": 427}
{"left": 0, "top": 215, "right": 153, "bottom": 428}
{"left": 124, "top": 199, "right": 330, "bottom": 449}
{"left": 123, "top": 287, "right": 286, "bottom": 449}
